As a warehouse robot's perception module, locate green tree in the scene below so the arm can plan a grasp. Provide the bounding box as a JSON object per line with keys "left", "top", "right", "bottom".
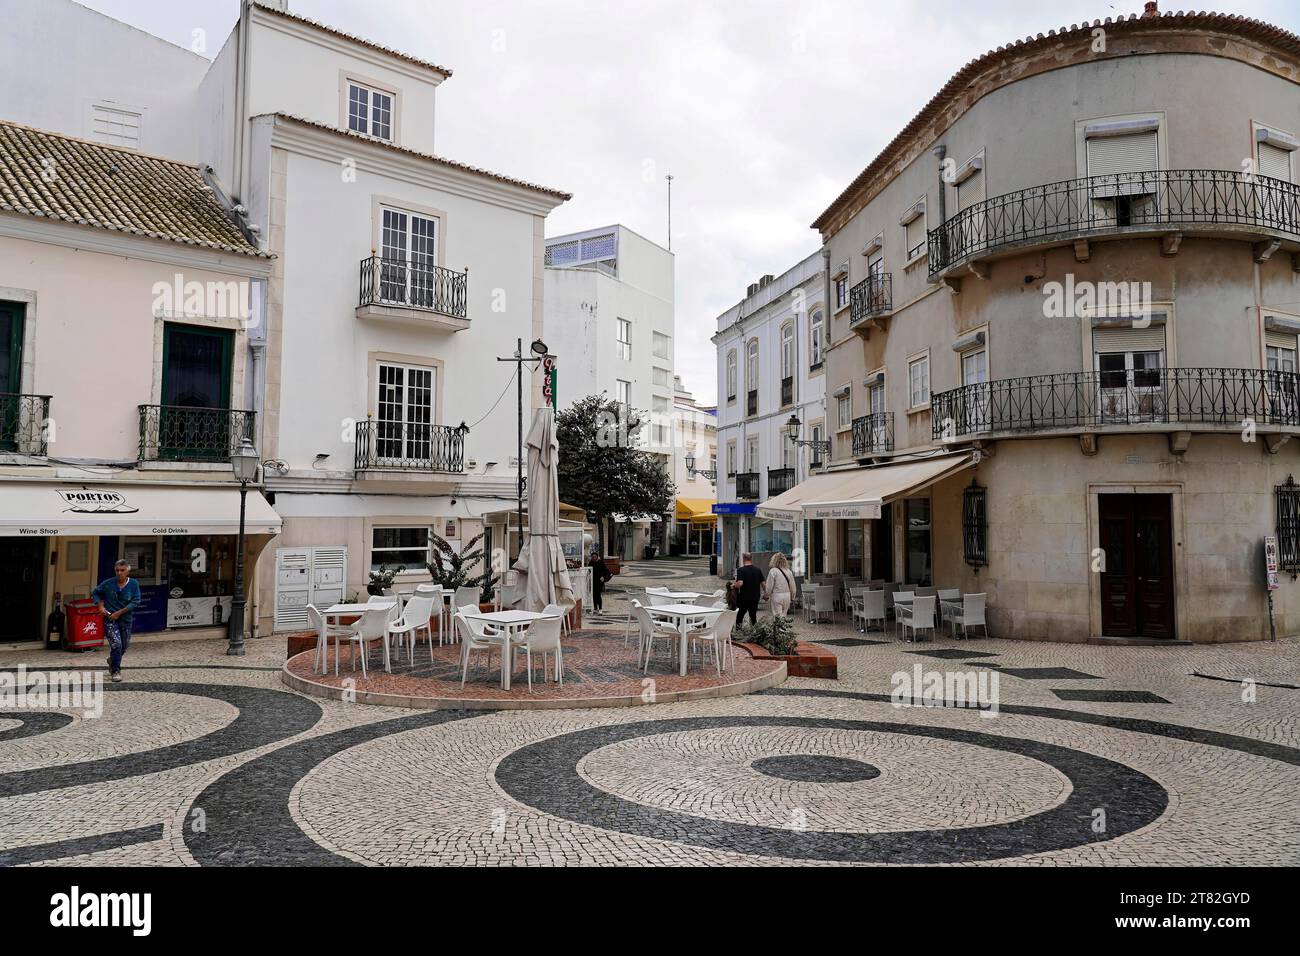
{"left": 426, "top": 531, "right": 497, "bottom": 603}
{"left": 556, "top": 394, "right": 675, "bottom": 556}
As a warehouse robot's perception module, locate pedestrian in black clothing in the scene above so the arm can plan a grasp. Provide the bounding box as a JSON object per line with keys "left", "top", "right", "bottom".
{"left": 733, "top": 552, "right": 765, "bottom": 627}
{"left": 590, "top": 550, "right": 612, "bottom": 612}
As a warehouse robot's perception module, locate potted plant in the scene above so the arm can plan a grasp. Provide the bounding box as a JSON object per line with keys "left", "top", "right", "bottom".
{"left": 426, "top": 531, "right": 498, "bottom": 610}
{"left": 366, "top": 565, "right": 403, "bottom": 596}
{"left": 733, "top": 615, "right": 798, "bottom": 657}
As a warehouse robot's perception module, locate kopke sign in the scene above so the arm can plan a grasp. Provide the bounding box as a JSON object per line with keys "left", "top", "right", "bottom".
{"left": 167, "top": 596, "right": 232, "bottom": 628}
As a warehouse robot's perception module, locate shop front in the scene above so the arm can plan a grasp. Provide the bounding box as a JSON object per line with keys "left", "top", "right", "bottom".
{"left": 712, "top": 502, "right": 757, "bottom": 576}
{"left": 673, "top": 498, "right": 716, "bottom": 556}
{"left": 0, "top": 482, "right": 280, "bottom": 645}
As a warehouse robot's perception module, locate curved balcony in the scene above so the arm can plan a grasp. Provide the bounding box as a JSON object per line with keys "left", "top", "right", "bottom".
{"left": 928, "top": 170, "right": 1300, "bottom": 280}
{"left": 852, "top": 411, "right": 894, "bottom": 457}
{"left": 931, "top": 368, "right": 1300, "bottom": 445}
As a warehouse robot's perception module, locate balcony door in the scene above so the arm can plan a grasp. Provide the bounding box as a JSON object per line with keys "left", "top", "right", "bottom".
{"left": 1099, "top": 493, "right": 1175, "bottom": 639}
{"left": 160, "top": 324, "right": 233, "bottom": 460}
{"left": 376, "top": 362, "right": 435, "bottom": 466}
{"left": 380, "top": 208, "right": 439, "bottom": 307}
{"left": 1265, "top": 331, "right": 1299, "bottom": 423}
{"left": 1, "top": 301, "right": 24, "bottom": 452}
{"left": 868, "top": 381, "right": 886, "bottom": 450}
{"left": 961, "top": 347, "right": 989, "bottom": 431}
{"left": 1094, "top": 327, "right": 1165, "bottom": 424}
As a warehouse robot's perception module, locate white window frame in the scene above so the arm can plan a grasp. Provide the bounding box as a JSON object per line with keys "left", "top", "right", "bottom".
{"left": 901, "top": 197, "right": 928, "bottom": 265}
{"left": 726, "top": 440, "right": 737, "bottom": 477}
{"left": 780, "top": 323, "right": 794, "bottom": 381}
{"left": 370, "top": 525, "right": 431, "bottom": 570}
{"left": 375, "top": 361, "right": 436, "bottom": 464}
{"left": 346, "top": 78, "right": 397, "bottom": 141}
{"left": 89, "top": 101, "right": 143, "bottom": 148}
{"left": 833, "top": 273, "right": 849, "bottom": 311}
{"left": 907, "top": 353, "right": 931, "bottom": 410}
{"left": 615, "top": 379, "right": 632, "bottom": 409}
{"left": 1254, "top": 122, "right": 1298, "bottom": 184}
{"left": 745, "top": 436, "right": 759, "bottom": 472}
{"left": 809, "top": 310, "right": 824, "bottom": 367}
{"left": 652, "top": 330, "right": 671, "bottom": 360}
{"left": 837, "top": 392, "right": 852, "bottom": 431}
{"left": 726, "top": 350, "right": 737, "bottom": 401}
{"left": 746, "top": 339, "right": 759, "bottom": 393}
{"left": 616, "top": 318, "right": 632, "bottom": 361}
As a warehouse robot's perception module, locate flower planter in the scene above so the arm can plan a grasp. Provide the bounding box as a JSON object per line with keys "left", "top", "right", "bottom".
{"left": 737, "top": 641, "right": 837, "bottom": 679}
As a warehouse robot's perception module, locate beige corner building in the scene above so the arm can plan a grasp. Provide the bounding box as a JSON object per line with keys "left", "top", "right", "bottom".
{"left": 767, "top": 7, "right": 1300, "bottom": 643}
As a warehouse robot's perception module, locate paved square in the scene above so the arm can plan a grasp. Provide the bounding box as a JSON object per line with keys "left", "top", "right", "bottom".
{"left": 1, "top": 558, "right": 1297, "bottom": 867}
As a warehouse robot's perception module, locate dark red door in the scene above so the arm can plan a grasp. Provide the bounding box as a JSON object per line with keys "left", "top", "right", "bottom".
{"left": 1099, "top": 494, "right": 1175, "bottom": 638}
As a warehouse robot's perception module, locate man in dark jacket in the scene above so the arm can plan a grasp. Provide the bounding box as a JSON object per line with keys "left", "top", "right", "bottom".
{"left": 589, "top": 550, "right": 613, "bottom": 613}
{"left": 733, "top": 552, "right": 764, "bottom": 627}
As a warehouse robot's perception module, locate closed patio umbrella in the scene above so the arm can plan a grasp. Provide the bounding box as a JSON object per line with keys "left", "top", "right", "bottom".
{"left": 511, "top": 406, "right": 574, "bottom": 612}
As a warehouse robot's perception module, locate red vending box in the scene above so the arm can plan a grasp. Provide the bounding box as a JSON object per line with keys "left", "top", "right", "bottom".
{"left": 64, "top": 599, "right": 106, "bottom": 652}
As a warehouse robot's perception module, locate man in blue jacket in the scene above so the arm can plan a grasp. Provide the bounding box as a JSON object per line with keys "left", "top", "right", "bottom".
{"left": 93, "top": 559, "right": 140, "bottom": 682}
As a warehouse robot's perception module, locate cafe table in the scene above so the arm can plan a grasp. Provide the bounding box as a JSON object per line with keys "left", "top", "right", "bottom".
{"left": 321, "top": 600, "right": 397, "bottom": 675}
{"left": 460, "top": 609, "right": 550, "bottom": 690}
{"left": 647, "top": 603, "right": 724, "bottom": 676}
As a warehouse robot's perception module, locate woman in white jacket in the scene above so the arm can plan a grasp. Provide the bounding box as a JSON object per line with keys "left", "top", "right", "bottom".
{"left": 765, "top": 552, "right": 795, "bottom": 618}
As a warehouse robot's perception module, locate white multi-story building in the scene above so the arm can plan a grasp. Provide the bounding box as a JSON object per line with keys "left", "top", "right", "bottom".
{"left": 2, "top": 0, "right": 569, "bottom": 636}
{"left": 712, "top": 251, "right": 827, "bottom": 574}
{"left": 543, "top": 224, "right": 676, "bottom": 559}
{"left": 669, "top": 376, "right": 717, "bottom": 556}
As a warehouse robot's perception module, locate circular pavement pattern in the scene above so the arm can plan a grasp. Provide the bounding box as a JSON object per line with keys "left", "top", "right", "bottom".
{"left": 496, "top": 715, "right": 1167, "bottom": 863}
{"left": 752, "top": 754, "right": 881, "bottom": 783}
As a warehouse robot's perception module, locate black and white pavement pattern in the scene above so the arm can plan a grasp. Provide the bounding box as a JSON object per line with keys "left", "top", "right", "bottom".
{"left": 1, "top": 558, "right": 1297, "bottom": 866}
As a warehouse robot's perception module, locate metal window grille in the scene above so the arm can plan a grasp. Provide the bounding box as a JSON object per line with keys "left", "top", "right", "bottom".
{"left": 962, "top": 479, "right": 988, "bottom": 569}
{"left": 1276, "top": 475, "right": 1300, "bottom": 575}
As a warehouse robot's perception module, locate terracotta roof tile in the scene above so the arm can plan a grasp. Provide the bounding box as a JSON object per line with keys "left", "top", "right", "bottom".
{"left": 262, "top": 112, "right": 572, "bottom": 201}
{"left": 0, "top": 120, "right": 266, "bottom": 257}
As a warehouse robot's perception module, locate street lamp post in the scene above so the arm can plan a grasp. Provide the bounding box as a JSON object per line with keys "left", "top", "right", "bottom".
{"left": 497, "top": 338, "right": 548, "bottom": 561}
{"left": 684, "top": 453, "right": 716, "bottom": 483}
{"left": 786, "top": 413, "right": 831, "bottom": 473}
{"left": 227, "top": 437, "right": 259, "bottom": 656}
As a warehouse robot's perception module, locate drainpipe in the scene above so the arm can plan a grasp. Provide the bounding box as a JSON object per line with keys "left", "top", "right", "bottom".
{"left": 233, "top": 0, "right": 253, "bottom": 200}
{"left": 932, "top": 144, "right": 948, "bottom": 265}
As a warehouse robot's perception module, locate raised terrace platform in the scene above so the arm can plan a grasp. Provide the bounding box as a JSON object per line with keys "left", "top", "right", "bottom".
{"left": 283, "top": 628, "right": 787, "bottom": 710}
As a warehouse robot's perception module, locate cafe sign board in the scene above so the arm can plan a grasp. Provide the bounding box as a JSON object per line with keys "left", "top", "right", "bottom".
{"left": 1264, "top": 535, "right": 1280, "bottom": 592}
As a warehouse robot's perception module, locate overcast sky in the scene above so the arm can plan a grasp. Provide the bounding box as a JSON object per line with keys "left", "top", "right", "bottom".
{"left": 74, "top": 0, "right": 1300, "bottom": 404}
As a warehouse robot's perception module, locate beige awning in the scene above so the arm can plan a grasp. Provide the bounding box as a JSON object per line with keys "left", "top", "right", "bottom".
{"left": 756, "top": 454, "right": 975, "bottom": 521}
{"left": 0, "top": 483, "right": 281, "bottom": 537}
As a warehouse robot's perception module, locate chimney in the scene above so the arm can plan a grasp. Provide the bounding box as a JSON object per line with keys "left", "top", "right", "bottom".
{"left": 1142, "top": 1, "right": 1158, "bottom": 17}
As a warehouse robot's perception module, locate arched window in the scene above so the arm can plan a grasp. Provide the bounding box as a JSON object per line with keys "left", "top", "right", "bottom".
{"left": 746, "top": 339, "right": 759, "bottom": 392}
{"left": 726, "top": 350, "right": 737, "bottom": 400}
{"left": 809, "top": 310, "right": 824, "bottom": 367}
{"left": 780, "top": 324, "right": 794, "bottom": 380}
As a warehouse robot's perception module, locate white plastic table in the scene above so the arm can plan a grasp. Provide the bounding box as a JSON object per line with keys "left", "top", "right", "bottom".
{"left": 461, "top": 609, "right": 548, "bottom": 690}
{"left": 647, "top": 603, "right": 723, "bottom": 676}
{"left": 322, "top": 601, "right": 396, "bottom": 675}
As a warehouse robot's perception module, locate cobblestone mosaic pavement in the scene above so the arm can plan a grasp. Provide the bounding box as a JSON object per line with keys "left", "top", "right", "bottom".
{"left": 1, "top": 558, "right": 1298, "bottom": 866}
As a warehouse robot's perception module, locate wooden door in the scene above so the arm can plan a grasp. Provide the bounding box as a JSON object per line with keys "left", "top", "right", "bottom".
{"left": 1099, "top": 494, "right": 1174, "bottom": 638}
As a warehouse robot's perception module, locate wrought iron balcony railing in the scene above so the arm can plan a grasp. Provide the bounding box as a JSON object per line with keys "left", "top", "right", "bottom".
{"left": 929, "top": 169, "right": 1300, "bottom": 277}
{"left": 354, "top": 418, "right": 466, "bottom": 473}
{"left": 850, "top": 273, "right": 892, "bottom": 325}
{"left": 359, "top": 256, "right": 469, "bottom": 319}
{"left": 931, "top": 367, "right": 1300, "bottom": 440}
{"left": 852, "top": 411, "right": 894, "bottom": 456}
{"left": 767, "top": 467, "right": 796, "bottom": 497}
{"left": 138, "top": 405, "right": 256, "bottom": 463}
{"left": 780, "top": 376, "right": 794, "bottom": 407}
{"left": 735, "top": 471, "right": 760, "bottom": 500}
{"left": 0, "top": 393, "right": 51, "bottom": 456}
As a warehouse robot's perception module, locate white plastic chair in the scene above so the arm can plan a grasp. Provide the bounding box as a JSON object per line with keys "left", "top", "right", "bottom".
{"left": 900, "top": 595, "right": 937, "bottom": 643}
{"left": 686, "top": 607, "right": 731, "bottom": 675}
{"left": 800, "top": 585, "right": 818, "bottom": 623}
{"left": 454, "top": 612, "right": 507, "bottom": 688}
{"left": 347, "top": 604, "right": 395, "bottom": 678}
{"left": 307, "top": 604, "right": 352, "bottom": 675}
{"left": 950, "top": 593, "right": 988, "bottom": 640}
{"left": 633, "top": 602, "right": 683, "bottom": 672}
{"left": 695, "top": 589, "right": 725, "bottom": 607}
{"left": 513, "top": 607, "right": 565, "bottom": 691}
{"left": 388, "top": 594, "right": 436, "bottom": 663}
{"left": 455, "top": 585, "right": 481, "bottom": 612}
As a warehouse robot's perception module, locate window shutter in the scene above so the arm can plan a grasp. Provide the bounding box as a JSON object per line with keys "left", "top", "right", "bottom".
{"left": 1266, "top": 330, "right": 1298, "bottom": 352}
{"left": 956, "top": 175, "right": 982, "bottom": 212}
{"left": 1259, "top": 142, "right": 1293, "bottom": 183}
{"left": 1086, "top": 132, "right": 1159, "bottom": 177}
{"left": 1092, "top": 327, "right": 1166, "bottom": 353}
